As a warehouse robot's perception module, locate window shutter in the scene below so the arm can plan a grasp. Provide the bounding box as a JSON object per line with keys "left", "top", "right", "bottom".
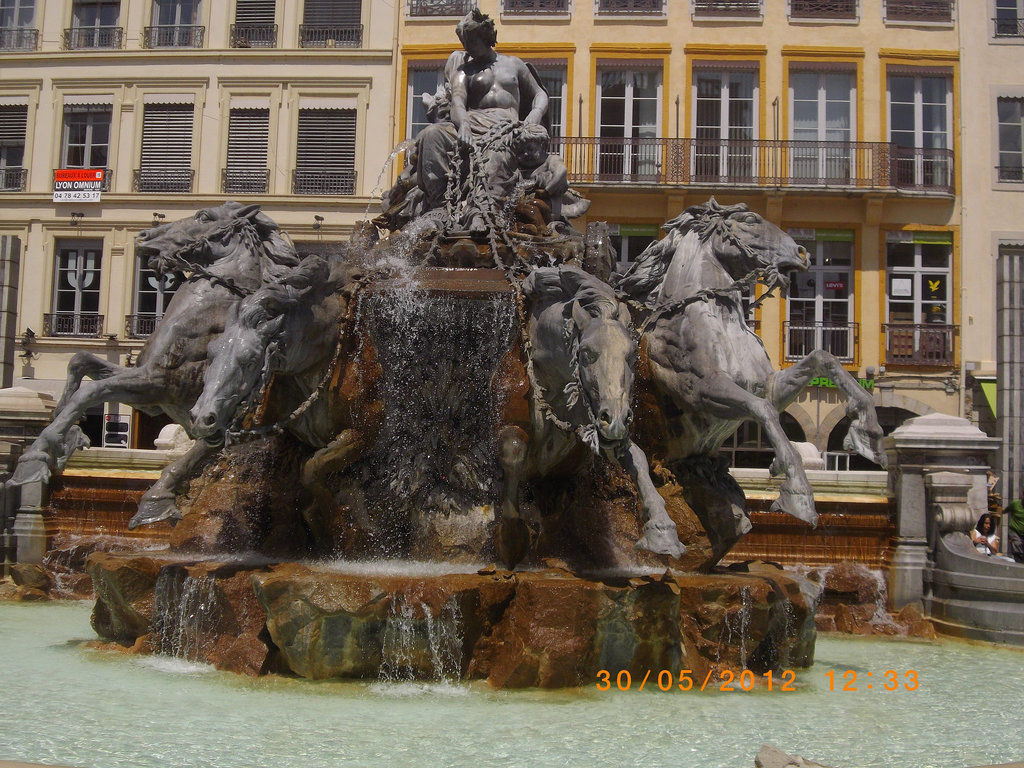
{"left": 295, "top": 108, "right": 356, "bottom": 194}
{"left": 139, "top": 103, "right": 193, "bottom": 191}
{"left": 0, "top": 106, "right": 27, "bottom": 147}
{"left": 302, "top": 0, "right": 360, "bottom": 24}
{"left": 227, "top": 108, "right": 269, "bottom": 169}
{"left": 235, "top": 0, "right": 276, "bottom": 23}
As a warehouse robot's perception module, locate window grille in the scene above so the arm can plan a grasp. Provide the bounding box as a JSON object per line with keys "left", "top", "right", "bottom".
{"left": 294, "top": 108, "right": 357, "bottom": 194}
{"left": 225, "top": 108, "right": 270, "bottom": 193}
{"left": 137, "top": 103, "right": 194, "bottom": 192}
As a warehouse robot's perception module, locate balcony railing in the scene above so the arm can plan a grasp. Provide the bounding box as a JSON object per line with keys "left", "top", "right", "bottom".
{"left": 504, "top": 0, "right": 569, "bottom": 12}
{"left": 790, "top": 0, "right": 857, "bottom": 19}
{"left": 142, "top": 25, "right": 205, "bottom": 48}
{"left": 998, "top": 164, "right": 1024, "bottom": 182}
{"left": 884, "top": 0, "right": 952, "bottom": 23}
{"left": 298, "top": 24, "right": 362, "bottom": 48}
{"left": 994, "top": 17, "right": 1024, "bottom": 37}
{"left": 892, "top": 147, "right": 954, "bottom": 193}
{"left": 56, "top": 168, "right": 112, "bottom": 192}
{"left": 222, "top": 168, "right": 270, "bottom": 194}
{"left": 883, "top": 323, "right": 956, "bottom": 366}
{"left": 409, "top": 0, "right": 476, "bottom": 15}
{"left": 63, "top": 26, "right": 124, "bottom": 49}
{"left": 293, "top": 168, "right": 357, "bottom": 195}
{"left": 693, "top": 0, "right": 761, "bottom": 17}
{"left": 784, "top": 322, "right": 858, "bottom": 363}
{"left": 0, "top": 168, "right": 27, "bottom": 192}
{"left": 125, "top": 314, "right": 161, "bottom": 339}
{"left": 133, "top": 168, "right": 194, "bottom": 193}
{"left": 597, "top": 0, "right": 662, "bottom": 12}
{"left": 229, "top": 23, "right": 277, "bottom": 48}
{"left": 44, "top": 313, "right": 104, "bottom": 338}
{"left": 0, "top": 27, "right": 39, "bottom": 50}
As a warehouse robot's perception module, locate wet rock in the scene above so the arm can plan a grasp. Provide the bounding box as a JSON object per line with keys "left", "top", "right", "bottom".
{"left": 896, "top": 602, "right": 937, "bottom": 639}
{"left": 833, "top": 603, "right": 874, "bottom": 635}
{"left": 13, "top": 586, "right": 50, "bottom": 601}
{"left": 822, "top": 562, "right": 883, "bottom": 606}
{"left": 756, "top": 744, "right": 834, "bottom": 768}
{"left": 88, "top": 552, "right": 163, "bottom": 643}
{"left": 11, "top": 563, "right": 50, "bottom": 591}
{"left": 0, "top": 580, "right": 17, "bottom": 601}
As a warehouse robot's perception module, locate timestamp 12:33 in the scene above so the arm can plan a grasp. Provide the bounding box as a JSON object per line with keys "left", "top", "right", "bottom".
{"left": 826, "top": 669, "right": 919, "bottom": 691}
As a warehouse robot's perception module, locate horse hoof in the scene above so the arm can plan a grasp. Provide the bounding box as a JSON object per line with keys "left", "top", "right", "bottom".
{"left": 770, "top": 495, "right": 818, "bottom": 528}
{"left": 636, "top": 522, "right": 687, "bottom": 559}
{"left": 497, "top": 517, "right": 531, "bottom": 570}
{"left": 129, "top": 500, "right": 182, "bottom": 529}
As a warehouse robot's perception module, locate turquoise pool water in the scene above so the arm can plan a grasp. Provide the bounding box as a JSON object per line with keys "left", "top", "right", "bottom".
{"left": 0, "top": 601, "right": 1020, "bottom": 768}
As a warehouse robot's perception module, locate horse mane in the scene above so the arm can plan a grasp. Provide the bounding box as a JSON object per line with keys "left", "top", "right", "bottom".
{"left": 524, "top": 266, "right": 620, "bottom": 319}
{"left": 237, "top": 256, "right": 330, "bottom": 329}
{"left": 614, "top": 198, "right": 751, "bottom": 304}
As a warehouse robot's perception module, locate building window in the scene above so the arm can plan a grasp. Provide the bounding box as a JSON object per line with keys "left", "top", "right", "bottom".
{"left": 294, "top": 107, "right": 357, "bottom": 194}
{"left": 607, "top": 224, "right": 658, "bottom": 274}
{"left": 997, "top": 245, "right": 1024, "bottom": 505}
{"left": 231, "top": 0, "right": 276, "bottom": 47}
{"left": 995, "top": 0, "right": 1024, "bottom": 36}
{"left": 888, "top": 72, "right": 952, "bottom": 190}
{"left": 135, "top": 102, "right": 194, "bottom": 192}
{"left": 789, "top": 0, "right": 857, "bottom": 20}
{"left": 503, "top": 0, "right": 568, "bottom": 13}
{"left": 785, "top": 229, "right": 855, "bottom": 362}
{"left": 61, "top": 105, "right": 111, "bottom": 177}
{"left": 597, "top": 65, "right": 662, "bottom": 180}
{"left": 224, "top": 107, "right": 270, "bottom": 193}
{"left": 0, "top": 105, "right": 27, "bottom": 191}
{"left": 66, "top": 1, "right": 122, "bottom": 49}
{"left": 145, "top": 0, "right": 203, "bottom": 47}
{"left": 300, "top": 0, "right": 361, "bottom": 48}
{"left": 407, "top": 64, "right": 446, "bottom": 141}
{"left": 409, "top": 0, "right": 476, "bottom": 16}
{"left": 129, "top": 257, "right": 178, "bottom": 338}
{"left": 884, "top": 0, "right": 952, "bottom": 24}
{"left": 693, "top": 68, "right": 757, "bottom": 182}
{"left": 998, "top": 97, "right": 1024, "bottom": 182}
{"left": 0, "top": 0, "right": 36, "bottom": 49}
{"left": 531, "top": 63, "right": 567, "bottom": 142}
{"left": 790, "top": 70, "right": 854, "bottom": 182}
{"left": 693, "top": 0, "right": 760, "bottom": 18}
{"left": 884, "top": 234, "right": 954, "bottom": 365}
{"left": 49, "top": 240, "right": 103, "bottom": 337}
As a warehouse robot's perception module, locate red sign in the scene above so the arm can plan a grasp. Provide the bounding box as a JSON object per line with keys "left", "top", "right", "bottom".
{"left": 825, "top": 281, "right": 846, "bottom": 290}
{"left": 54, "top": 168, "right": 104, "bottom": 183}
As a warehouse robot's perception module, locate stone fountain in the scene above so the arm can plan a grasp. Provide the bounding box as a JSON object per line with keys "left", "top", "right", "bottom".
{"left": 7, "top": 11, "right": 896, "bottom": 687}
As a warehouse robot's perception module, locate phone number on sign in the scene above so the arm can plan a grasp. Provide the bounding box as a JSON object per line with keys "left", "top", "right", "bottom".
{"left": 596, "top": 669, "right": 799, "bottom": 692}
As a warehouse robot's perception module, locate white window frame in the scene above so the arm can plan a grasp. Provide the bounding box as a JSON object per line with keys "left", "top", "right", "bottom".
{"left": 997, "top": 95, "right": 1024, "bottom": 183}
{"left": 788, "top": 68, "right": 855, "bottom": 182}
{"left": 691, "top": 67, "right": 759, "bottom": 181}
{"left": 785, "top": 230, "right": 856, "bottom": 362}
{"left": 886, "top": 71, "right": 952, "bottom": 188}
{"left": 61, "top": 104, "right": 112, "bottom": 170}
{"left": 53, "top": 239, "right": 104, "bottom": 336}
{"left": 596, "top": 64, "right": 663, "bottom": 179}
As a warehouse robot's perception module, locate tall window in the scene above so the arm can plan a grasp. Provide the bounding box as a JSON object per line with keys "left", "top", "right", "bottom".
{"left": 68, "top": 1, "right": 121, "bottom": 48}
{"left": 996, "top": 0, "right": 1024, "bottom": 36}
{"left": 406, "top": 64, "right": 445, "bottom": 140}
{"left": 888, "top": 72, "right": 952, "bottom": 188}
{"left": 998, "top": 97, "right": 1024, "bottom": 182}
{"left": 997, "top": 245, "right": 1024, "bottom": 509}
{"left": 224, "top": 107, "right": 270, "bottom": 193}
{"left": 885, "top": 234, "right": 953, "bottom": 365}
{"left": 231, "top": 0, "right": 275, "bottom": 47}
{"left": 786, "top": 230, "right": 855, "bottom": 362}
{"left": 0, "top": 105, "right": 27, "bottom": 191}
{"left": 300, "top": 0, "right": 361, "bottom": 48}
{"left": 790, "top": 70, "right": 854, "bottom": 182}
{"left": 137, "top": 102, "right": 194, "bottom": 192}
{"left": 52, "top": 240, "right": 103, "bottom": 337}
{"left": 131, "top": 258, "right": 178, "bottom": 337}
{"left": 0, "top": 0, "right": 35, "bottom": 49}
{"left": 597, "top": 65, "right": 661, "bottom": 180}
{"left": 693, "top": 68, "right": 757, "bottom": 181}
{"left": 532, "top": 63, "right": 567, "bottom": 142}
{"left": 294, "top": 107, "right": 356, "bottom": 194}
{"left": 147, "top": 0, "right": 202, "bottom": 46}
{"left": 61, "top": 105, "right": 111, "bottom": 172}
{"left": 608, "top": 224, "right": 658, "bottom": 274}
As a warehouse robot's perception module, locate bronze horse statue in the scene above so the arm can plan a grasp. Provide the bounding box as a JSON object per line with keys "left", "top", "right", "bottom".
{"left": 616, "top": 199, "right": 886, "bottom": 564}
{"left": 8, "top": 202, "right": 299, "bottom": 528}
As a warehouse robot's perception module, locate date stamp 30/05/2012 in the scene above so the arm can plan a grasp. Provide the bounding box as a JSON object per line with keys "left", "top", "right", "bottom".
{"left": 595, "top": 669, "right": 920, "bottom": 693}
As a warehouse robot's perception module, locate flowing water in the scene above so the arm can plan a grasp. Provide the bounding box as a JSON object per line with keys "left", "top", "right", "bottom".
{"left": 1, "top": 601, "right": 1020, "bottom": 768}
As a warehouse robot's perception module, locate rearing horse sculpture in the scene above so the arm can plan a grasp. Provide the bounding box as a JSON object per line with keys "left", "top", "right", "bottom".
{"left": 7, "top": 202, "right": 299, "bottom": 528}
{"left": 616, "top": 199, "right": 886, "bottom": 565}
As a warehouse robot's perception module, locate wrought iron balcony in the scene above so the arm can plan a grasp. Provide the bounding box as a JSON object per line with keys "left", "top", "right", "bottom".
{"left": 0, "top": 168, "right": 27, "bottom": 192}
{"left": 43, "top": 313, "right": 104, "bottom": 338}
{"left": 597, "top": 0, "right": 663, "bottom": 12}
{"left": 142, "top": 25, "right": 205, "bottom": 48}
{"left": 0, "top": 28, "right": 38, "bottom": 50}
{"left": 504, "top": 0, "right": 569, "bottom": 12}
{"left": 693, "top": 0, "right": 761, "bottom": 17}
{"left": 63, "top": 26, "right": 124, "bottom": 49}
{"left": 293, "top": 169, "right": 357, "bottom": 195}
{"left": 56, "top": 168, "right": 112, "bottom": 192}
{"left": 784, "top": 322, "right": 858, "bottom": 364}
{"left": 790, "top": 0, "right": 857, "bottom": 20}
{"left": 133, "top": 168, "right": 194, "bottom": 193}
{"left": 409, "top": 0, "right": 476, "bottom": 15}
{"left": 298, "top": 24, "right": 362, "bottom": 48}
{"left": 994, "top": 17, "right": 1024, "bottom": 37}
{"left": 222, "top": 168, "right": 270, "bottom": 194}
{"left": 125, "top": 314, "right": 161, "bottom": 339}
{"left": 891, "top": 147, "right": 954, "bottom": 193}
{"left": 883, "top": 323, "right": 956, "bottom": 366}
{"left": 998, "top": 164, "right": 1024, "bottom": 182}
{"left": 230, "top": 23, "right": 277, "bottom": 48}
{"left": 884, "top": 0, "right": 952, "bottom": 23}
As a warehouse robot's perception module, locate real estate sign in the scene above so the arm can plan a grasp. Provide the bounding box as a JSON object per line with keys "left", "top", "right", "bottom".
{"left": 52, "top": 169, "right": 104, "bottom": 202}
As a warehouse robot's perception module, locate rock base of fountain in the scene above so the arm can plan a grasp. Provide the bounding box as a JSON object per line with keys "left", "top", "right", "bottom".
{"left": 88, "top": 551, "right": 816, "bottom": 688}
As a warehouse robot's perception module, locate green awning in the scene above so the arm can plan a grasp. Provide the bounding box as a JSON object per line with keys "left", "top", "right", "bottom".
{"left": 980, "top": 381, "right": 997, "bottom": 418}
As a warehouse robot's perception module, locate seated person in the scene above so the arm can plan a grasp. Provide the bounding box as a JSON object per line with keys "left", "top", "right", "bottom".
{"left": 971, "top": 513, "right": 1000, "bottom": 556}
{"left": 1005, "top": 488, "right": 1024, "bottom": 563}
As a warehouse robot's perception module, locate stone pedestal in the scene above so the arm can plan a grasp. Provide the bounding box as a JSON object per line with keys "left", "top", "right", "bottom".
{"left": 12, "top": 477, "right": 49, "bottom": 565}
